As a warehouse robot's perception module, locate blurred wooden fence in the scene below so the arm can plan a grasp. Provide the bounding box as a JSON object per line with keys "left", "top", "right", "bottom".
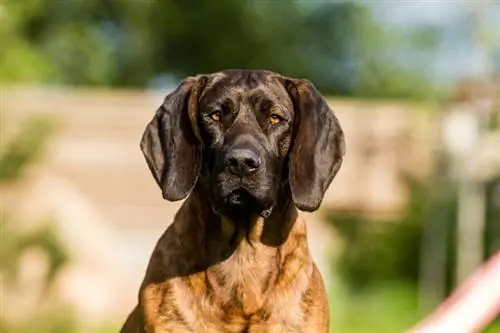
{"left": 1, "top": 86, "right": 442, "bottom": 323}
{"left": 2, "top": 86, "right": 441, "bottom": 220}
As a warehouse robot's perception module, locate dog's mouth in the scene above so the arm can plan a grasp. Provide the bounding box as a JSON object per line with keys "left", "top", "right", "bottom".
{"left": 210, "top": 187, "right": 273, "bottom": 218}
{"left": 226, "top": 188, "right": 256, "bottom": 206}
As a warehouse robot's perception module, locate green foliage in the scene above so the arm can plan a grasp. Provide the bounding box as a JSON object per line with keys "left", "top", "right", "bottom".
{"left": 0, "top": 0, "right": 443, "bottom": 99}
{"left": 327, "top": 175, "right": 500, "bottom": 332}
{"left": 353, "top": 60, "right": 442, "bottom": 100}
{"left": 0, "top": 215, "right": 69, "bottom": 288}
{"left": 326, "top": 178, "right": 430, "bottom": 291}
{"left": 0, "top": 0, "right": 56, "bottom": 82}
{"left": 0, "top": 116, "right": 55, "bottom": 182}
{"left": 485, "top": 178, "right": 500, "bottom": 257}
{"left": 327, "top": 172, "right": 498, "bottom": 291}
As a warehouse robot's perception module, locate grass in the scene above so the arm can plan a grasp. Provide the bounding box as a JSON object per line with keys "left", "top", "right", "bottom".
{"left": 329, "top": 281, "right": 421, "bottom": 333}
{"left": 328, "top": 280, "right": 500, "bottom": 333}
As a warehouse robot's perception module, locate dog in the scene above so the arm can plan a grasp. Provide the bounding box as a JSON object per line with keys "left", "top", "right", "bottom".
{"left": 120, "top": 69, "right": 345, "bottom": 332}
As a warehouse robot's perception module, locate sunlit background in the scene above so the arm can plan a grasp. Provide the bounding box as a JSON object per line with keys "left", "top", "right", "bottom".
{"left": 1, "top": 1, "right": 499, "bottom": 332}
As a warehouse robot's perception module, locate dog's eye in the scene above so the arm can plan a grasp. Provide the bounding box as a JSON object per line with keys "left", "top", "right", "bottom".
{"left": 270, "top": 114, "right": 283, "bottom": 125}
{"left": 209, "top": 110, "right": 222, "bottom": 122}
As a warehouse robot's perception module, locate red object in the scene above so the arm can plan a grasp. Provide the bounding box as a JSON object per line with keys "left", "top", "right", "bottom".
{"left": 408, "top": 252, "right": 500, "bottom": 333}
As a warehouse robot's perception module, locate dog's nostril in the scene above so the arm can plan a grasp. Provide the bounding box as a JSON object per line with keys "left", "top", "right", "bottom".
{"left": 245, "top": 156, "right": 260, "bottom": 169}
{"left": 226, "top": 149, "right": 261, "bottom": 175}
{"left": 228, "top": 156, "right": 240, "bottom": 168}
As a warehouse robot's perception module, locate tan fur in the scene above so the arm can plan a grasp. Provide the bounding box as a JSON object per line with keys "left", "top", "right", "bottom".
{"left": 120, "top": 192, "right": 329, "bottom": 332}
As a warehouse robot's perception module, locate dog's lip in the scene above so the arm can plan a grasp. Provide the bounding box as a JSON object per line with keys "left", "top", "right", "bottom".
{"left": 230, "top": 187, "right": 248, "bottom": 195}
{"left": 226, "top": 188, "right": 253, "bottom": 204}
{"left": 211, "top": 186, "right": 275, "bottom": 218}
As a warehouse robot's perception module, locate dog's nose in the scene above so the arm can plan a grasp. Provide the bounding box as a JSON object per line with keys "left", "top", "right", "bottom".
{"left": 225, "top": 149, "right": 261, "bottom": 176}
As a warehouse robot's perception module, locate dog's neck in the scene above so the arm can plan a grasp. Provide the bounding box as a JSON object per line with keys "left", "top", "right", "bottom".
{"left": 184, "top": 186, "right": 310, "bottom": 315}
{"left": 189, "top": 185, "right": 298, "bottom": 249}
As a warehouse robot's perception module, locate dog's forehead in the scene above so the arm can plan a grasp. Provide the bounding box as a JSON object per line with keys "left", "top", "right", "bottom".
{"left": 202, "top": 70, "right": 289, "bottom": 105}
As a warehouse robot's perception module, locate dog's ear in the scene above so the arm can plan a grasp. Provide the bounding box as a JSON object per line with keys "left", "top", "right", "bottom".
{"left": 140, "top": 76, "right": 207, "bottom": 201}
{"left": 284, "top": 78, "right": 345, "bottom": 212}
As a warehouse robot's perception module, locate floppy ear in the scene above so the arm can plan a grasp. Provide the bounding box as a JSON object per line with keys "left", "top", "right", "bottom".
{"left": 284, "top": 78, "right": 346, "bottom": 212}
{"left": 140, "top": 76, "right": 207, "bottom": 201}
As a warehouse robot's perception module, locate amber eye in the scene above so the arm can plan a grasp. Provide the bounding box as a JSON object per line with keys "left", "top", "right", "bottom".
{"left": 209, "top": 110, "right": 222, "bottom": 122}
{"left": 270, "top": 114, "right": 282, "bottom": 125}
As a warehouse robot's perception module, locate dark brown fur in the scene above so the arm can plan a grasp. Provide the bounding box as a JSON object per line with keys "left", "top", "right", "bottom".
{"left": 120, "top": 69, "right": 345, "bottom": 332}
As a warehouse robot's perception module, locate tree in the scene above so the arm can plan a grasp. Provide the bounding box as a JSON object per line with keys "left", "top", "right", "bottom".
{"left": 1, "top": 0, "right": 443, "bottom": 99}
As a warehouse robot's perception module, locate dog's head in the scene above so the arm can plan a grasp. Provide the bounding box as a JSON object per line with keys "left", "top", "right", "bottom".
{"left": 140, "top": 69, "right": 345, "bottom": 217}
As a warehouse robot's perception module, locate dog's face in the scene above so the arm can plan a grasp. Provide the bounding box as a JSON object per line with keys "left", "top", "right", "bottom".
{"left": 197, "top": 71, "right": 296, "bottom": 216}
{"left": 140, "top": 69, "right": 345, "bottom": 216}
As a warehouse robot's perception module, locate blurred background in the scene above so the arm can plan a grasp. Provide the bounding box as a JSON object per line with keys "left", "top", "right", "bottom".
{"left": 1, "top": 1, "right": 499, "bottom": 332}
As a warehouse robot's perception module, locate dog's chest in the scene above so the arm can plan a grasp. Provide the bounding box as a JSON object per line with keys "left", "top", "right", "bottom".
{"left": 208, "top": 239, "right": 279, "bottom": 315}
{"left": 202, "top": 243, "right": 308, "bottom": 330}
